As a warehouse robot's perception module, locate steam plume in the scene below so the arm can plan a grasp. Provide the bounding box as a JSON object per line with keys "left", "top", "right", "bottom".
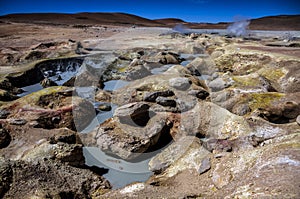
{"left": 173, "top": 24, "right": 189, "bottom": 34}
{"left": 227, "top": 16, "right": 250, "bottom": 37}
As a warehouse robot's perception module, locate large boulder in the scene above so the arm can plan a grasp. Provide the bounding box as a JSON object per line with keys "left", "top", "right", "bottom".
{"left": 0, "top": 157, "right": 12, "bottom": 198}
{"left": 154, "top": 51, "right": 182, "bottom": 65}
{"left": 149, "top": 136, "right": 209, "bottom": 174}
{"left": 2, "top": 159, "right": 111, "bottom": 198}
{"left": 113, "top": 102, "right": 152, "bottom": 126}
{"left": 178, "top": 101, "right": 253, "bottom": 139}
{"left": 212, "top": 133, "right": 300, "bottom": 196}
{"left": 0, "top": 125, "right": 11, "bottom": 149}
{"left": 125, "top": 64, "right": 152, "bottom": 81}
{"left": 0, "top": 89, "right": 19, "bottom": 101}
{"left": 169, "top": 77, "right": 191, "bottom": 90}
{"left": 149, "top": 136, "right": 210, "bottom": 179}
{"left": 2, "top": 86, "right": 95, "bottom": 132}
{"left": 186, "top": 57, "right": 217, "bottom": 76}
{"left": 84, "top": 102, "right": 170, "bottom": 160}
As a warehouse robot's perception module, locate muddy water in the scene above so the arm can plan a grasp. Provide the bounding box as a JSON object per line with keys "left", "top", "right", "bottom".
{"left": 79, "top": 103, "right": 118, "bottom": 134}
{"left": 80, "top": 80, "right": 159, "bottom": 189}
{"left": 83, "top": 147, "right": 153, "bottom": 189}
{"left": 14, "top": 57, "right": 193, "bottom": 190}
{"left": 81, "top": 102, "right": 156, "bottom": 189}
{"left": 17, "top": 61, "right": 81, "bottom": 96}
{"left": 17, "top": 83, "right": 44, "bottom": 97}
{"left": 103, "top": 80, "right": 130, "bottom": 91}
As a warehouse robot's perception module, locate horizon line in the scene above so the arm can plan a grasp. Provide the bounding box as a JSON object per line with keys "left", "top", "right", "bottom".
{"left": 0, "top": 11, "right": 299, "bottom": 24}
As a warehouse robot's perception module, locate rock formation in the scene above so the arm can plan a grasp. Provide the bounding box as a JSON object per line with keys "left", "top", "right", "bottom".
{"left": 0, "top": 19, "right": 299, "bottom": 198}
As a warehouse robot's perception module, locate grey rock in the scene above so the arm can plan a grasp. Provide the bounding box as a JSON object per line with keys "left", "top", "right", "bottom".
{"left": 0, "top": 157, "right": 12, "bottom": 198}
{"left": 0, "top": 90, "right": 19, "bottom": 101}
{"left": 143, "top": 90, "right": 175, "bottom": 102}
{"left": 169, "top": 77, "right": 191, "bottom": 90}
{"left": 232, "top": 103, "right": 251, "bottom": 116}
{"left": 282, "top": 101, "right": 299, "bottom": 119}
{"left": 186, "top": 57, "right": 217, "bottom": 76}
{"left": 175, "top": 98, "right": 197, "bottom": 112}
{"left": 62, "top": 76, "right": 75, "bottom": 87}
{"left": 72, "top": 96, "right": 97, "bottom": 132}
{"left": 126, "top": 64, "right": 152, "bottom": 81}
{"left": 184, "top": 101, "right": 252, "bottom": 139}
{"left": 94, "top": 112, "right": 168, "bottom": 160}
{"left": 155, "top": 51, "right": 182, "bottom": 65}
{"left": 188, "top": 89, "right": 209, "bottom": 100}
{"left": 97, "top": 103, "right": 112, "bottom": 111}
{"left": 0, "top": 126, "right": 11, "bottom": 149}
{"left": 156, "top": 96, "right": 176, "bottom": 107}
{"left": 259, "top": 76, "right": 277, "bottom": 92}
{"left": 149, "top": 136, "right": 198, "bottom": 172}
{"left": 186, "top": 66, "right": 201, "bottom": 76}
{"left": 202, "top": 138, "right": 233, "bottom": 153}
{"left": 150, "top": 104, "right": 181, "bottom": 113}
{"left": 208, "top": 77, "right": 230, "bottom": 92}
{"left": 149, "top": 136, "right": 211, "bottom": 178}
{"left": 190, "top": 33, "right": 198, "bottom": 39}
{"left": 198, "top": 157, "right": 211, "bottom": 174}
{"left": 0, "top": 109, "right": 10, "bottom": 119}
{"left": 22, "top": 140, "right": 85, "bottom": 167}
{"left": 129, "top": 58, "right": 144, "bottom": 67}
{"left": 114, "top": 102, "right": 150, "bottom": 118}
{"left": 3, "top": 160, "right": 111, "bottom": 198}
{"left": 73, "top": 71, "right": 104, "bottom": 88}
{"left": 114, "top": 102, "right": 152, "bottom": 127}
{"left": 165, "top": 65, "right": 192, "bottom": 75}
{"left": 296, "top": 115, "right": 300, "bottom": 125}
{"left": 9, "top": 119, "right": 27, "bottom": 125}
{"left": 40, "top": 78, "right": 58, "bottom": 88}
{"left": 49, "top": 128, "right": 80, "bottom": 145}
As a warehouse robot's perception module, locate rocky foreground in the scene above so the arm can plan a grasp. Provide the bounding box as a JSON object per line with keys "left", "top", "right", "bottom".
{"left": 0, "top": 22, "right": 300, "bottom": 198}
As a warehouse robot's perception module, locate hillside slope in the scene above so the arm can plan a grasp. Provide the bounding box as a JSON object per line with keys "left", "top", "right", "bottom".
{"left": 0, "top": 13, "right": 299, "bottom": 30}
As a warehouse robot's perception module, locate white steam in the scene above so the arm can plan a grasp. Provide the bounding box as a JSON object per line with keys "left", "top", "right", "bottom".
{"left": 227, "top": 16, "right": 250, "bottom": 37}
{"left": 173, "top": 24, "right": 189, "bottom": 34}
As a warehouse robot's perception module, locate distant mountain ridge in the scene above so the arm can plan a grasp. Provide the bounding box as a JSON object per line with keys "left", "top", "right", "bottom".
{"left": 0, "top": 12, "right": 163, "bottom": 27}
{"left": 0, "top": 12, "right": 299, "bottom": 30}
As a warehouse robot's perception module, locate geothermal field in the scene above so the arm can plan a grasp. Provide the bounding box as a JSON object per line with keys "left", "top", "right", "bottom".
{"left": 0, "top": 13, "right": 300, "bottom": 198}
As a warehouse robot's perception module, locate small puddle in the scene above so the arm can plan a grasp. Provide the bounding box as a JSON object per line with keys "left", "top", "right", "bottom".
{"left": 17, "top": 61, "right": 81, "bottom": 97}
{"left": 103, "top": 80, "right": 130, "bottom": 91}
{"left": 17, "top": 83, "right": 44, "bottom": 97}
{"left": 94, "top": 102, "right": 118, "bottom": 124}
{"left": 180, "top": 53, "right": 205, "bottom": 60}
{"left": 47, "top": 69, "right": 78, "bottom": 86}
{"left": 83, "top": 147, "right": 153, "bottom": 189}
{"left": 80, "top": 103, "right": 118, "bottom": 134}
{"left": 180, "top": 60, "right": 191, "bottom": 66}
{"left": 151, "top": 64, "right": 174, "bottom": 75}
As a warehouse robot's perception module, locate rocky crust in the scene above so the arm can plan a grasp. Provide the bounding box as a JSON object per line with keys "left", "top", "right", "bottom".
{"left": 0, "top": 22, "right": 300, "bottom": 198}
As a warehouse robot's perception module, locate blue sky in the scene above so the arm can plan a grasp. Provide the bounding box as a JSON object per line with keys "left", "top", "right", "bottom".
{"left": 0, "top": 0, "right": 299, "bottom": 23}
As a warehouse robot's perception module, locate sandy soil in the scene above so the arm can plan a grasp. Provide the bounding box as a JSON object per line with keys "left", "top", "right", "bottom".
{"left": 0, "top": 22, "right": 124, "bottom": 50}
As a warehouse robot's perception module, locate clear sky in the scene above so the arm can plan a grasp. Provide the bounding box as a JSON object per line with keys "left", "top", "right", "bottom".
{"left": 0, "top": 0, "right": 299, "bottom": 23}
